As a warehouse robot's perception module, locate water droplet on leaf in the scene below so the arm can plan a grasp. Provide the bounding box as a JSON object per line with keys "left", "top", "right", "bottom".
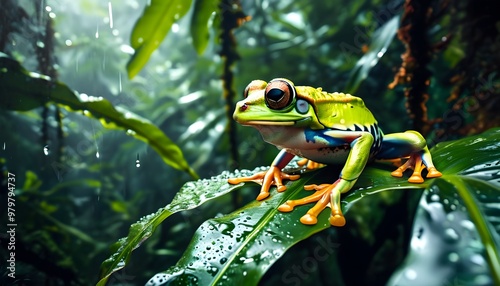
{"left": 405, "top": 269, "right": 417, "bottom": 280}
{"left": 444, "top": 228, "right": 460, "bottom": 242}
{"left": 448, "top": 252, "right": 459, "bottom": 262}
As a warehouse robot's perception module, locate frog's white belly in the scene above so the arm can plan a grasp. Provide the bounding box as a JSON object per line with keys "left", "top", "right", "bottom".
{"left": 287, "top": 146, "right": 350, "bottom": 165}
{"left": 253, "top": 125, "right": 351, "bottom": 165}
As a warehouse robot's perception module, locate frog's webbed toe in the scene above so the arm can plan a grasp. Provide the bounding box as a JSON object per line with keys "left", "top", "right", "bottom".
{"left": 390, "top": 153, "right": 442, "bottom": 183}
{"left": 228, "top": 166, "right": 300, "bottom": 201}
{"left": 278, "top": 180, "right": 346, "bottom": 227}
{"left": 296, "top": 159, "right": 325, "bottom": 170}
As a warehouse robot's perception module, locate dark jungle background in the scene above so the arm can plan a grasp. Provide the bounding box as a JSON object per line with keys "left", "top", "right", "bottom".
{"left": 1, "top": 0, "right": 499, "bottom": 285}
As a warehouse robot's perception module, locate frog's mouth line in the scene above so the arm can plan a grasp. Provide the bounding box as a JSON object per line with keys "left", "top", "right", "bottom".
{"left": 240, "top": 116, "right": 313, "bottom": 127}
{"left": 243, "top": 120, "right": 295, "bottom": 126}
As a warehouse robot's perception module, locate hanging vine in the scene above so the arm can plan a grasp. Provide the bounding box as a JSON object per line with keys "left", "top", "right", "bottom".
{"left": 388, "top": 0, "right": 451, "bottom": 135}
{"left": 219, "top": 0, "right": 249, "bottom": 169}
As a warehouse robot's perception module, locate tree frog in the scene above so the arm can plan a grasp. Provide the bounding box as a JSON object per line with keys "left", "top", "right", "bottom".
{"left": 228, "top": 78, "right": 442, "bottom": 227}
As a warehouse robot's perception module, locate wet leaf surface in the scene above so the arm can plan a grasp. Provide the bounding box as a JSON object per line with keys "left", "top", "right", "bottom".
{"left": 388, "top": 128, "right": 500, "bottom": 286}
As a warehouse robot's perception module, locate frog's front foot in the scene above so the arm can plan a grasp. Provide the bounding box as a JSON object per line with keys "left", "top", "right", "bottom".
{"left": 390, "top": 153, "right": 442, "bottom": 183}
{"left": 278, "top": 180, "right": 346, "bottom": 227}
{"left": 228, "top": 166, "right": 300, "bottom": 200}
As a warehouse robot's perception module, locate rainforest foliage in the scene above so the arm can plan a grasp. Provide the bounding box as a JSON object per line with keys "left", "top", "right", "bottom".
{"left": 0, "top": 0, "right": 499, "bottom": 285}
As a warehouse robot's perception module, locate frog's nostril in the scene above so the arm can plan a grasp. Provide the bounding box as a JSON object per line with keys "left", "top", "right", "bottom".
{"left": 240, "top": 103, "right": 249, "bottom": 111}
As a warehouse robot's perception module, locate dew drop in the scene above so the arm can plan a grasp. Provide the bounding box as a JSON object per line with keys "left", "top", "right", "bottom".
{"left": 430, "top": 194, "right": 440, "bottom": 202}
{"left": 447, "top": 213, "right": 455, "bottom": 221}
{"left": 470, "top": 254, "right": 485, "bottom": 266}
{"left": 43, "top": 145, "right": 50, "bottom": 155}
{"left": 474, "top": 275, "right": 492, "bottom": 285}
{"left": 460, "top": 220, "right": 475, "bottom": 231}
{"left": 444, "top": 228, "right": 460, "bottom": 242}
{"left": 405, "top": 269, "right": 417, "bottom": 280}
{"left": 448, "top": 252, "right": 459, "bottom": 262}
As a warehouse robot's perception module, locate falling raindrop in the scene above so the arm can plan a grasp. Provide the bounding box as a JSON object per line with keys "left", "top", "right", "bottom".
{"left": 95, "top": 24, "right": 99, "bottom": 38}
{"left": 2, "top": 142, "right": 5, "bottom": 150}
{"left": 118, "top": 72, "right": 122, "bottom": 93}
{"left": 108, "top": 2, "right": 114, "bottom": 29}
{"left": 136, "top": 153, "right": 141, "bottom": 167}
{"left": 43, "top": 145, "right": 50, "bottom": 155}
{"left": 89, "top": 121, "right": 100, "bottom": 160}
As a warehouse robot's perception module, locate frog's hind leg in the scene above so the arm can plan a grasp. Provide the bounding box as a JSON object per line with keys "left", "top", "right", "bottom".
{"left": 378, "top": 131, "right": 442, "bottom": 183}
{"left": 390, "top": 152, "right": 425, "bottom": 183}
{"left": 390, "top": 146, "right": 442, "bottom": 183}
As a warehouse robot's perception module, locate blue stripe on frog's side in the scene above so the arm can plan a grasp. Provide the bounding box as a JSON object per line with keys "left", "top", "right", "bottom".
{"left": 304, "top": 123, "right": 383, "bottom": 155}
{"left": 304, "top": 128, "right": 347, "bottom": 146}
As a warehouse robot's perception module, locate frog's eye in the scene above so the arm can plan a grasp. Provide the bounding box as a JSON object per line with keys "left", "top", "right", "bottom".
{"left": 265, "top": 80, "right": 295, "bottom": 110}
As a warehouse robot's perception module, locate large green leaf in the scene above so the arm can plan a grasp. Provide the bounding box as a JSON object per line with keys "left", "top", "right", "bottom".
{"left": 0, "top": 53, "right": 198, "bottom": 179}
{"left": 145, "top": 129, "right": 499, "bottom": 285}
{"left": 388, "top": 128, "right": 500, "bottom": 286}
{"left": 145, "top": 164, "right": 420, "bottom": 286}
{"left": 344, "top": 16, "right": 400, "bottom": 94}
{"left": 190, "top": 0, "right": 218, "bottom": 55}
{"left": 99, "top": 129, "right": 500, "bottom": 285}
{"left": 127, "top": 0, "right": 193, "bottom": 78}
